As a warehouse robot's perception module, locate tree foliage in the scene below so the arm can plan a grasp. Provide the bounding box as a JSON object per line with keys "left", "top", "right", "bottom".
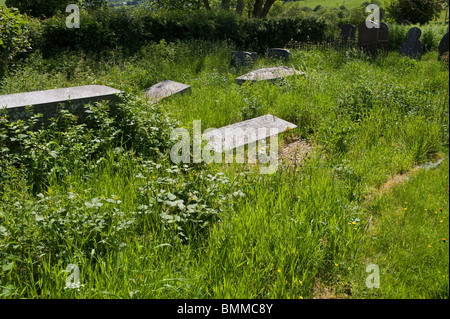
{"left": 154, "top": 0, "right": 277, "bottom": 18}
{"left": 0, "top": 5, "right": 31, "bottom": 75}
{"left": 387, "top": 0, "right": 446, "bottom": 25}
{"left": 5, "top": 0, "right": 107, "bottom": 18}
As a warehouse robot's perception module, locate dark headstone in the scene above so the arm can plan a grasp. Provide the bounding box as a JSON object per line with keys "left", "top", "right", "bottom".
{"left": 399, "top": 27, "right": 423, "bottom": 60}
{"left": 358, "top": 22, "right": 390, "bottom": 57}
{"left": 438, "top": 30, "right": 449, "bottom": 57}
{"left": 340, "top": 24, "right": 356, "bottom": 42}
{"left": 267, "top": 48, "right": 291, "bottom": 61}
{"left": 231, "top": 51, "right": 258, "bottom": 68}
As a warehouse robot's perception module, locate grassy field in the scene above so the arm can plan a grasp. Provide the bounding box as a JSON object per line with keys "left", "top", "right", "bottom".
{"left": 298, "top": 0, "right": 364, "bottom": 9}
{"left": 0, "top": 23, "right": 448, "bottom": 299}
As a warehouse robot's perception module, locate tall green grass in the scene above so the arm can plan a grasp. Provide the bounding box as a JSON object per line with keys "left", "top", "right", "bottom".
{"left": 0, "top": 40, "right": 448, "bottom": 298}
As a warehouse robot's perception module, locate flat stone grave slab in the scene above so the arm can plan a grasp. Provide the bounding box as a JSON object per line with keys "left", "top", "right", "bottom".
{"left": 0, "top": 85, "right": 123, "bottom": 123}
{"left": 235, "top": 66, "right": 301, "bottom": 85}
{"left": 203, "top": 114, "right": 297, "bottom": 152}
{"left": 144, "top": 80, "right": 191, "bottom": 102}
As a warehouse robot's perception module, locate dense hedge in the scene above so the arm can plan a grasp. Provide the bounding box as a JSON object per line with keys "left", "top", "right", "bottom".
{"left": 33, "top": 8, "right": 329, "bottom": 56}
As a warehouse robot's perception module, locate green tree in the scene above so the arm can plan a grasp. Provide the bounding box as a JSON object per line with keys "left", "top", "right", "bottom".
{"left": 5, "top": 0, "right": 107, "bottom": 18}
{"left": 155, "top": 0, "right": 277, "bottom": 18}
{"left": 387, "top": 0, "right": 446, "bottom": 25}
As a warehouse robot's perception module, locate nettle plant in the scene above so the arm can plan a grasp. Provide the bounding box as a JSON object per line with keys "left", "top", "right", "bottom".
{"left": 0, "top": 94, "right": 176, "bottom": 192}
{"left": 134, "top": 162, "right": 246, "bottom": 243}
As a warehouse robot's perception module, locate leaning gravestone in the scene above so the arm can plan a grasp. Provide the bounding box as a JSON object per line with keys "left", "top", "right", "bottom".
{"left": 267, "top": 48, "right": 291, "bottom": 61}
{"left": 358, "top": 22, "right": 390, "bottom": 57}
{"left": 340, "top": 24, "right": 356, "bottom": 42}
{"left": 144, "top": 80, "right": 191, "bottom": 102}
{"left": 0, "top": 85, "right": 123, "bottom": 124}
{"left": 203, "top": 114, "right": 297, "bottom": 153}
{"left": 399, "top": 27, "right": 423, "bottom": 60}
{"left": 235, "top": 66, "right": 301, "bottom": 85}
{"left": 231, "top": 51, "right": 258, "bottom": 68}
{"left": 438, "top": 29, "right": 449, "bottom": 57}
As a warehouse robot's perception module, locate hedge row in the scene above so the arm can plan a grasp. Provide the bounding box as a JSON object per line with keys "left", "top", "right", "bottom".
{"left": 33, "top": 8, "right": 329, "bottom": 56}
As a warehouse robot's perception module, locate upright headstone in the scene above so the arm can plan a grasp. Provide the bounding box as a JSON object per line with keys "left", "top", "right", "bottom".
{"left": 235, "top": 66, "right": 301, "bottom": 85}
{"left": 378, "top": 22, "right": 390, "bottom": 52}
{"left": 399, "top": 27, "right": 423, "bottom": 60}
{"left": 438, "top": 29, "right": 449, "bottom": 57}
{"left": 358, "top": 22, "right": 390, "bottom": 57}
{"left": 267, "top": 48, "right": 291, "bottom": 61}
{"left": 231, "top": 51, "right": 258, "bottom": 68}
{"left": 144, "top": 80, "right": 191, "bottom": 102}
{"left": 0, "top": 85, "right": 123, "bottom": 124}
{"left": 340, "top": 24, "right": 356, "bottom": 42}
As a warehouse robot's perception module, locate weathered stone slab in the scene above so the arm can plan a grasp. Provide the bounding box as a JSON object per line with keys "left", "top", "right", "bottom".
{"left": 231, "top": 51, "right": 258, "bottom": 68}
{"left": 267, "top": 48, "right": 291, "bottom": 61}
{"left": 144, "top": 80, "right": 191, "bottom": 102}
{"left": 235, "top": 66, "right": 301, "bottom": 85}
{"left": 399, "top": 27, "right": 423, "bottom": 60}
{"left": 0, "top": 85, "right": 123, "bottom": 123}
{"left": 203, "top": 114, "right": 297, "bottom": 152}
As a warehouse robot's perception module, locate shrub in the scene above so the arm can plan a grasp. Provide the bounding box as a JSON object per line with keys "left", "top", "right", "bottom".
{"left": 34, "top": 7, "right": 329, "bottom": 56}
{"left": 0, "top": 94, "right": 176, "bottom": 193}
{"left": 387, "top": 0, "right": 446, "bottom": 25}
{"left": 5, "top": 0, "right": 73, "bottom": 18}
{"left": 0, "top": 5, "right": 31, "bottom": 75}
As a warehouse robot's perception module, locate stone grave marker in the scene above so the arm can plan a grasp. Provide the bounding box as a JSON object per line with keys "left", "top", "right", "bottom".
{"left": 438, "top": 29, "right": 449, "bottom": 57}
{"left": 267, "top": 48, "right": 291, "bottom": 61}
{"left": 235, "top": 66, "right": 301, "bottom": 85}
{"left": 340, "top": 24, "right": 356, "bottom": 42}
{"left": 144, "top": 80, "right": 191, "bottom": 102}
{"left": 0, "top": 85, "right": 123, "bottom": 124}
{"left": 358, "top": 22, "right": 390, "bottom": 56}
{"left": 231, "top": 51, "right": 258, "bottom": 68}
{"left": 399, "top": 27, "right": 423, "bottom": 60}
{"left": 203, "top": 114, "right": 297, "bottom": 153}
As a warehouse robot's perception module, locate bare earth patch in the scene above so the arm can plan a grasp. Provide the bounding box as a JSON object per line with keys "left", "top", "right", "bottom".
{"left": 278, "top": 137, "right": 313, "bottom": 168}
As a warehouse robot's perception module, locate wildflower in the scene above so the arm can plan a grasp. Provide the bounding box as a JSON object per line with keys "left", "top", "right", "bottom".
{"left": 424, "top": 209, "right": 428, "bottom": 211}
{"left": 334, "top": 263, "right": 339, "bottom": 267}
{"left": 428, "top": 245, "right": 432, "bottom": 248}
{"left": 352, "top": 221, "right": 357, "bottom": 225}
{"left": 299, "top": 296, "right": 303, "bottom": 299}
{"left": 404, "top": 202, "right": 408, "bottom": 204}
{"left": 404, "top": 207, "right": 407, "bottom": 211}
{"left": 440, "top": 220, "right": 443, "bottom": 223}
{"left": 277, "top": 269, "right": 281, "bottom": 273}
{"left": 299, "top": 280, "right": 303, "bottom": 285}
